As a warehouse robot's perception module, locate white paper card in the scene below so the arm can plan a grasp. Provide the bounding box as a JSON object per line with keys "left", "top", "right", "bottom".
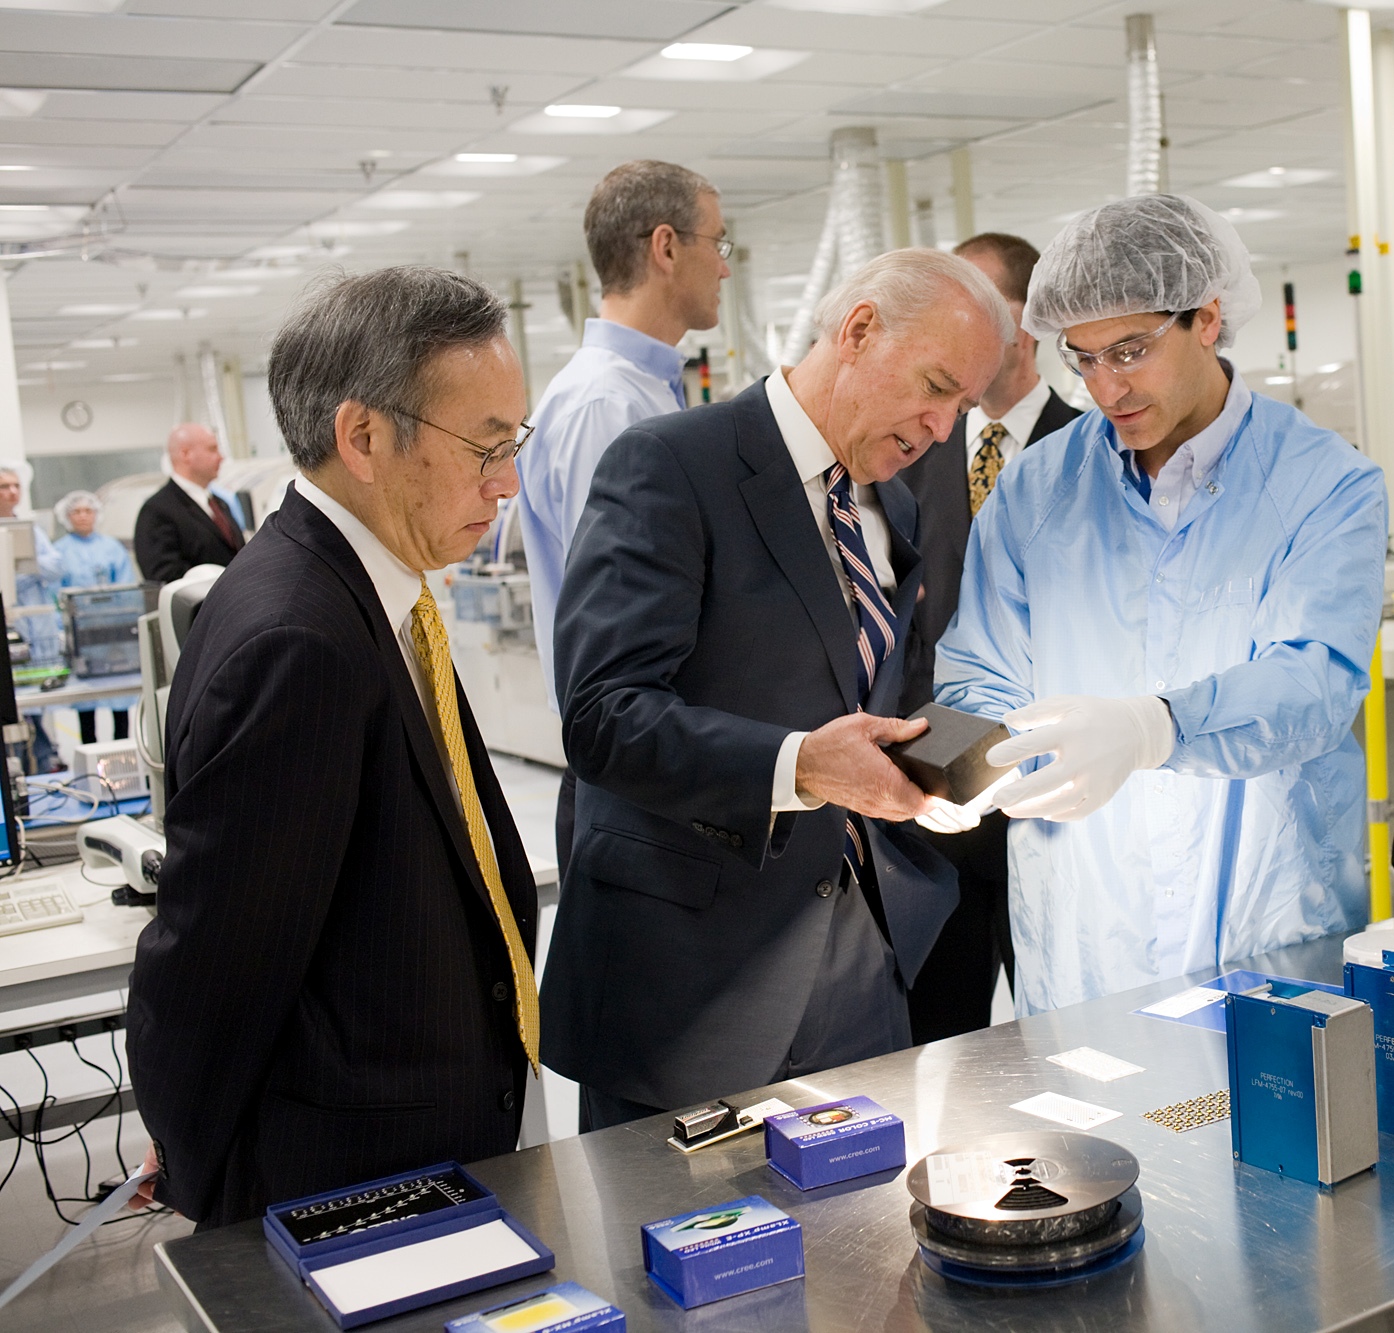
{"left": 1047, "top": 1047, "right": 1145, "bottom": 1082}
{"left": 924, "top": 1152, "right": 1002, "bottom": 1207}
{"left": 312, "top": 1217, "right": 538, "bottom": 1316}
{"left": 1139, "top": 986, "right": 1227, "bottom": 1018}
{"left": 1011, "top": 1091, "right": 1121, "bottom": 1130}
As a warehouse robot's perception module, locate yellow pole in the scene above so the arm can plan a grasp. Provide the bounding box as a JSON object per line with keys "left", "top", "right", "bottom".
{"left": 1368, "top": 628, "right": 1391, "bottom": 923}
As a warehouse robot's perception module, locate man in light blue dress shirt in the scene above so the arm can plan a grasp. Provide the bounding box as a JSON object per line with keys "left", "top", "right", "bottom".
{"left": 516, "top": 160, "right": 730, "bottom": 878}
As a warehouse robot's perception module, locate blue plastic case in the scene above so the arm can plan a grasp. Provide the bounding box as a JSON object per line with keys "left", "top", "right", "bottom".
{"left": 764, "top": 1096, "right": 906, "bottom": 1190}
{"left": 263, "top": 1162, "right": 554, "bottom": 1329}
{"left": 641, "top": 1195, "right": 803, "bottom": 1309}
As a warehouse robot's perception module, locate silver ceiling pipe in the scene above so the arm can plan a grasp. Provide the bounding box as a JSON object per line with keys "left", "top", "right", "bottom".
{"left": 199, "top": 344, "right": 231, "bottom": 453}
{"left": 780, "top": 126, "right": 884, "bottom": 365}
{"left": 1125, "top": 14, "right": 1165, "bottom": 196}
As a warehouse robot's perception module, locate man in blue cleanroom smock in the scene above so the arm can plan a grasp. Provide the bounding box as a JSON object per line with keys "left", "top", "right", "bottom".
{"left": 932, "top": 194, "right": 1388, "bottom": 1015}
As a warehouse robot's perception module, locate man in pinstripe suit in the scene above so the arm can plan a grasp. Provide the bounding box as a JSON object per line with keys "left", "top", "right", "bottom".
{"left": 127, "top": 268, "right": 539, "bottom": 1227}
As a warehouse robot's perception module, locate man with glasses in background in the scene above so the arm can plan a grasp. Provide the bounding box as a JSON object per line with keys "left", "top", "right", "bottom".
{"left": 934, "top": 195, "right": 1387, "bottom": 1015}
{"left": 516, "top": 160, "right": 729, "bottom": 884}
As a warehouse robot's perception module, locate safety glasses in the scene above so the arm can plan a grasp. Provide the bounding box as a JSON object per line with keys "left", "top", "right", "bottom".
{"left": 1057, "top": 311, "right": 1181, "bottom": 378}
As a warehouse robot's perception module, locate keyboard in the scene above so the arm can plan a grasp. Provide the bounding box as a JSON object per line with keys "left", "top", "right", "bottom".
{"left": 0, "top": 880, "right": 84, "bottom": 936}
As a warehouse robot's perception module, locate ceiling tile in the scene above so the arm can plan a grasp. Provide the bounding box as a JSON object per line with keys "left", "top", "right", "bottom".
{"left": 295, "top": 27, "right": 652, "bottom": 75}
{"left": 692, "top": 8, "right": 1033, "bottom": 57}
{"left": 215, "top": 96, "right": 506, "bottom": 132}
{"left": 0, "top": 53, "right": 260, "bottom": 95}
{"left": 0, "top": 12, "right": 294, "bottom": 60}
{"left": 337, "top": 0, "right": 729, "bottom": 42}
{"left": 254, "top": 63, "right": 579, "bottom": 106}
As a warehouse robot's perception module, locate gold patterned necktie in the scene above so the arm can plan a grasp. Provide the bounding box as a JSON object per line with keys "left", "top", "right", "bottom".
{"left": 410, "top": 577, "right": 540, "bottom": 1075}
{"left": 968, "top": 422, "right": 1008, "bottom": 517}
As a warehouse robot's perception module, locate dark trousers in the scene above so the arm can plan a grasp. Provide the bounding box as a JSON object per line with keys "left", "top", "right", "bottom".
{"left": 555, "top": 763, "right": 577, "bottom": 885}
{"left": 77, "top": 708, "right": 129, "bottom": 746}
{"left": 906, "top": 812, "right": 1014, "bottom": 1044}
{"left": 579, "top": 866, "right": 909, "bottom": 1132}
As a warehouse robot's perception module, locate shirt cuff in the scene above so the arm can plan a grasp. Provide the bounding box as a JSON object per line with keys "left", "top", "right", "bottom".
{"left": 771, "top": 731, "right": 826, "bottom": 812}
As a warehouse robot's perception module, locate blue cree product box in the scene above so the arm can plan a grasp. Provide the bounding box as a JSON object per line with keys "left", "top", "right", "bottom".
{"left": 1226, "top": 987, "right": 1378, "bottom": 1188}
{"left": 263, "top": 1162, "right": 554, "bottom": 1329}
{"left": 763, "top": 1095, "right": 906, "bottom": 1190}
{"left": 641, "top": 1195, "right": 804, "bottom": 1309}
{"left": 1344, "top": 952, "right": 1394, "bottom": 1133}
{"left": 444, "top": 1281, "right": 624, "bottom": 1332}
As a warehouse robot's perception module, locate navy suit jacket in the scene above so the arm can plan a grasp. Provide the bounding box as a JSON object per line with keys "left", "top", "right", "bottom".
{"left": 540, "top": 379, "right": 959, "bottom": 1109}
{"left": 126, "top": 486, "right": 535, "bottom": 1227}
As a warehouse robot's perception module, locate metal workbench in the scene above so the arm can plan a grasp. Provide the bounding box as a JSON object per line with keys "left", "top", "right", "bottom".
{"left": 154, "top": 935, "right": 1394, "bottom": 1333}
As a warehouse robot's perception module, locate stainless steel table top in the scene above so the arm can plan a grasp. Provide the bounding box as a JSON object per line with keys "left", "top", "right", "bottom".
{"left": 155, "top": 935, "right": 1394, "bottom": 1333}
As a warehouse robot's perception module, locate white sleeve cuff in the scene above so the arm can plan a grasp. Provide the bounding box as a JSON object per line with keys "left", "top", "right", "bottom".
{"left": 771, "top": 731, "right": 825, "bottom": 812}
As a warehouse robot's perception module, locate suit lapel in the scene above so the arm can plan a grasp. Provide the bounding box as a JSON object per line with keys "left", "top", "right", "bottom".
{"left": 733, "top": 383, "right": 858, "bottom": 714}
{"left": 168, "top": 481, "right": 237, "bottom": 550}
{"left": 273, "top": 489, "right": 496, "bottom": 920}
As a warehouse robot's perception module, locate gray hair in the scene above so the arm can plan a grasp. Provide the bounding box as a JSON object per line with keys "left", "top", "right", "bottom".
{"left": 813, "top": 248, "right": 1015, "bottom": 346}
{"left": 55, "top": 490, "right": 100, "bottom": 529}
{"left": 268, "top": 265, "right": 510, "bottom": 472}
{"left": 584, "top": 160, "right": 719, "bottom": 296}
{"left": 0, "top": 466, "right": 20, "bottom": 484}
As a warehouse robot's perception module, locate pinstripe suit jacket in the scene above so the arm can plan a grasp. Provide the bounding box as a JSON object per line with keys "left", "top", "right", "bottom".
{"left": 126, "top": 485, "right": 536, "bottom": 1227}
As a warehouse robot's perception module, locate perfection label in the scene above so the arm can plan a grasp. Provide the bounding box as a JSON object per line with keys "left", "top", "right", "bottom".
{"left": 923, "top": 1152, "right": 1004, "bottom": 1207}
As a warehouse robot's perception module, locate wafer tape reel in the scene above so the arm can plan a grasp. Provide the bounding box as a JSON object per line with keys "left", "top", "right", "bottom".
{"left": 907, "top": 1131, "right": 1145, "bottom": 1288}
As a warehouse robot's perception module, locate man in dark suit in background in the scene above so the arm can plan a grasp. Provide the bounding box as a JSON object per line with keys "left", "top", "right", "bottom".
{"left": 541, "top": 248, "right": 1013, "bottom": 1131}
{"left": 127, "top": 268, "right": 539, "bottom": 1226}
{"left": 900, "top": 232, "right": 1081, "bottom": 1044}
{"left": 133, "top": 422, "right": 245, "bottom": 582}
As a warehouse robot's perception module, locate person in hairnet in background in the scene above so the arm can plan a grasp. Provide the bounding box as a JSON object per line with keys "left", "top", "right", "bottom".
{"left": 54, "top": 489, "right": 138, "bottom": 746}
{"left": 933, "top": 193, "right": 1388, "bottom": 1015}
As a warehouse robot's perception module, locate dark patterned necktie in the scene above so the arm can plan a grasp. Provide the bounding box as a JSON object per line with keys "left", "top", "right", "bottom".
{"left": 825, "top": 462, "right": 897, "bottom": 880}
{"left": 209, "top": 495, "right": 240, "bottom": 550}
{"left": 968, "top": 422, "right": 1008, "bottom": 517}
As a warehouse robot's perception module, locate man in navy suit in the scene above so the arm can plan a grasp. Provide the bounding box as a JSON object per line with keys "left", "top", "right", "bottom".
{"left": 541, "top": 249, "right": 1014, "bottom": 1130}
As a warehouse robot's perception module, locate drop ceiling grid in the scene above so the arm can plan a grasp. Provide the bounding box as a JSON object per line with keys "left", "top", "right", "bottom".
{"left": 0, "top": 0, "right": 1356, "bottom": 383}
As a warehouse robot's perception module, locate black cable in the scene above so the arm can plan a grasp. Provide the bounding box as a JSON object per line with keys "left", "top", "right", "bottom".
{"left": 0, "top": 1079, "right": 24, "bottom": 1198}
{"left": 68, "top": 1034, "right": 128, "bottom": 1180}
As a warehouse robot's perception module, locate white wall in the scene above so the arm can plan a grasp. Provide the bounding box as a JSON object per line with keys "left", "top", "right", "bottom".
{"left": 1231, "top": 259, "right": 1357, "bottom": 377}
{"left": 19, "top": 378, "right": 177, "bottom": 458}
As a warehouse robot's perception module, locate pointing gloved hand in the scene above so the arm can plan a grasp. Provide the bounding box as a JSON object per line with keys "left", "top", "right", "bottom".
{"left": 984, "top": 694, "right": 1176, "bottom": 823}
{"left": 915, "top": 769, "right": 1024, "bottom": 835}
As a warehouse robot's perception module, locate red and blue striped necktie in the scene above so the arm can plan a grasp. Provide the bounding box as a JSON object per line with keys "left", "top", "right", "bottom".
{"left": 825, "top": 462, "right": 898, "bottom": 878}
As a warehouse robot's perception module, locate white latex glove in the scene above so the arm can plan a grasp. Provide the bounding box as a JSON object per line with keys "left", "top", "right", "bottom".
{"left": 985, "top": 695, "right": 1175, "bottom": 822}
{"left": 915, "top": 769, "right": 1023, "bottom": 834}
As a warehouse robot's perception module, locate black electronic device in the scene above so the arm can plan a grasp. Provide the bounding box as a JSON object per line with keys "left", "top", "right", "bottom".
{"left": 277, "top": 1165, "right": 489, "bottom": 1247}
{"left": 59, "top": 583, "right": 156, "bottom": 678}
{"left": 883, "top": 702, "right": 1011, "bottom": 805}
{"left": 0, "top": 595, "right": 23, "bottom": 870}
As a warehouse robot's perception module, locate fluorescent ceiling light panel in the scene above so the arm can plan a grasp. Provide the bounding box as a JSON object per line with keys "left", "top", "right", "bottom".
{"left": 512, "top": 109, "right": 674, "bottom": 136}
{"left": 544, "top": 104, "right": 622, "bottom": 118}
{"left": 246, "top": 244, "right": 351, "bottom": 260}
{"left": 127, "top": 308, "right": 208, "bottom": 321}
{"left": 1264, "top": 375, "right": 1294, "bottom": 385}
{"left": 0, "top": 165, "right": 33, "bottom": 172}
{"left": 357, "top": 190, "right": 480, "bottom": 210}
{"left": 1220, "top": 207, "right": 1283, "bottom": 223}
{"left": 213, "top": 266, "right": 302, "bottom": 281}
{"left": 1223, "top": 167, "right": 1333, "bottom": 189}
{"left": 59, "top": 303, "right": 138, "bottom": 317}
{"left": 176, "top": 285, "right": 262, "bottom": 298}
{"left": 1317, "top": 362, "right": 1344, "bottom": 374}
{"left": 0, "top": 90, "right": 45, "bottom": 119}
{"left": 300, "top": 220, "right": 411, "bottom": 239}
{"left": 0, "top": 0, "right": 123, "bottom": 9}
{"left": 70, "top": 337, "right": 138, "bottom": 349}
{"left": 624, "top": 48, "right": 809, "bottom": 82}
{"left": 662, "top": 43, "right": 753, "bottom": 61}
{"left": 762, "top": 0, "right": 946, "bottom": 12}
{"left": 24, "top": 359, "right": 85, "bottom": 370}
{"left": 102, "top": 372, "right": 158, "bottom": 382}
{"left": 426, "top": 155, "right": 566, "bottom": 178}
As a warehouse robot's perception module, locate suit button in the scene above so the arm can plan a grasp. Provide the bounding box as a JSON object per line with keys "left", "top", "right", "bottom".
{"left": 691, "top": 820, "right": 703, "bottom": 833}
{"left": 492, "top": 982, "right": 509, "bottom": 1003}
{"left": 500, "top": 1090, "right": 516, "bottom": 1112}
{"left": 815, "top": 879, "right": 834, "bottom": 898}
{"left": 730, "top": 834, "right": 743, "bottom": 849}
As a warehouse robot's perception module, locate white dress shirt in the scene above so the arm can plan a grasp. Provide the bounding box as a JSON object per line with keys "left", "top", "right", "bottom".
{"left": 963, "top": 377, "right": 1051, "bottom": 477}
{"left": 170, "top": 470, "right": 214, "bottom": 519}
{"left": 294, "top": 475, "right": 463, "bottom": 809}
{"left": 763, "top": 367, "right": 897, "bottom": 812}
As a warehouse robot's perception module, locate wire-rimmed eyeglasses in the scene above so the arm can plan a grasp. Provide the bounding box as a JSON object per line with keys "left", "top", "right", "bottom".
{"left": 395, "top": 410, "right": 534, "bottom": 476}
{"left": 1057, "top": 311, "right": 1181, "bottom": 378}
{"left": 636, "top": 228, "right": 733, "bottom": 259}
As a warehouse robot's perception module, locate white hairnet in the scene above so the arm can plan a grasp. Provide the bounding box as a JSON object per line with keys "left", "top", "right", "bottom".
{"left": 55, "top": 490, "right": 100, "bottom": 529}
{"left": 1022, "top": 194, "right": 1262, "bottom": 349}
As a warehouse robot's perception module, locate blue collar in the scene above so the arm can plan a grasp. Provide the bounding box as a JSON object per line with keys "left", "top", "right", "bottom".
{"left": 582, "top": 318, "right": 686, "bottom": 407}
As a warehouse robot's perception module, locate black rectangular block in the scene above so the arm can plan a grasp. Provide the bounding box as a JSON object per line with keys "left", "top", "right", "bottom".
{"left": 882, "top": 702, "right": 1012, "bottom": 805}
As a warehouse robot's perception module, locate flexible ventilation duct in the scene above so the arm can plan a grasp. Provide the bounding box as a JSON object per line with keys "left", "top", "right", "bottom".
{"left": 1126, "top": 14, "right": 1164, "bottom": 196}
